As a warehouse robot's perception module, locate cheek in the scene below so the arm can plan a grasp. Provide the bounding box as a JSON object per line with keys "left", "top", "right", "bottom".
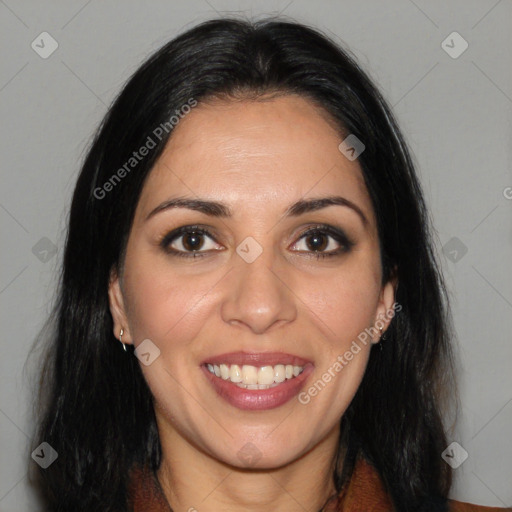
{"left": 120, "top": 258, "right": 219, "bottom": 423}
{"left": 298, "top": 252, "right": 382, "bottom": 349}
{"left": 294, "top": 263, "right": 379, "bottom": 427}
{"left": 123, "top": 262, "right": 210, "bottom": 346}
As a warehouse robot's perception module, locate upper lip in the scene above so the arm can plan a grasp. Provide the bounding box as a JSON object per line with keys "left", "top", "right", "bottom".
{"left": 202, "top": 351, "right": 312, "bottom": 367}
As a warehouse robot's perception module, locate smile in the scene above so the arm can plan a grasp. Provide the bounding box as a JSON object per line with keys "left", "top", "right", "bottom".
{"left": 206, "top": 363, "right": 305, "bottom": 389}
{"left": 201, "top": 351, "right": 313, "bottom": 410}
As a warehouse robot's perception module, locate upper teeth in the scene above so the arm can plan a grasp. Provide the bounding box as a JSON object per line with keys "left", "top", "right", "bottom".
{"left": 206, "top": 363, "right": 304, "bottom": 388}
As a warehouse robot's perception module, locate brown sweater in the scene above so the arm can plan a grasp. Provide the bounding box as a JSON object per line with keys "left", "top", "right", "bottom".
{"left": 128, "top": 456, "right": 510, "bottom": 512}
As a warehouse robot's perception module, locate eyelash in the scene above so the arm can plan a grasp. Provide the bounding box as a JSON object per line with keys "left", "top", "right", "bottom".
{"left": 159, "top": 224, "right": 355, "bottom": 260}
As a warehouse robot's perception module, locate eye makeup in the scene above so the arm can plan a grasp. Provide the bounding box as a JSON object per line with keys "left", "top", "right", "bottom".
{"left": 158, "top": 223, "right": 355, "bottom": 260}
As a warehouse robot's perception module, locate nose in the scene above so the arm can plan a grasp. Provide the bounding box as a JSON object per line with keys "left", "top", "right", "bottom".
{"left": 220, "top": 246, "right": 297, "bottom": 335}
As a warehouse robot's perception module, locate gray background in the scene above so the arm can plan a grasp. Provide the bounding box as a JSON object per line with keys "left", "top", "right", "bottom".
{"left": 1, "top": 0, "right": 511, "bottom": 509}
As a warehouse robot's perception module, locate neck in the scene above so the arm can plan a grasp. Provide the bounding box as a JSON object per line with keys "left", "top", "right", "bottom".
{"left": 156, "top": 424, "right": 342, "bottom": 512}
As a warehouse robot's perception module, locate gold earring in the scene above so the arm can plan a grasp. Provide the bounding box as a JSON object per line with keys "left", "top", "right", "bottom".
{"left": 119, "top": 328, "right": 127, "bottom": 352}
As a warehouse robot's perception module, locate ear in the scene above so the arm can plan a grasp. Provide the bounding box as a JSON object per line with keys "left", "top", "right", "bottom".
{"left": 108, "top": 268, "right": 133, "bottom": 345}
{"left": 372, "top": 266, "right": 399, "bottom": 343}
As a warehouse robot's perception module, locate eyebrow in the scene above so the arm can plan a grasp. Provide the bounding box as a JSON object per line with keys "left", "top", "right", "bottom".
{"left": 146, "top": 195, "right": 368, "bottom": 226}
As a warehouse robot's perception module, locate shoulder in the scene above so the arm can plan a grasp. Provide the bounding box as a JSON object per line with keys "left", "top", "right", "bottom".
{"left": 341, "top": 456, "right": 511, "bottom": 512}
{"left": 449, "top": 499, "right": 511, "bottom": 512}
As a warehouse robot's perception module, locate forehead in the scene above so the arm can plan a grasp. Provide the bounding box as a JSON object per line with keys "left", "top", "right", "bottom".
{"left": 136, "top": 95, "right": 375, "bottom": 226}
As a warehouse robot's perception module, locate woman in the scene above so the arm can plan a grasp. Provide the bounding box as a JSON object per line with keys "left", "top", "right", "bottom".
{"left": 33, "top": 17, "right": 509, "bottom": 512}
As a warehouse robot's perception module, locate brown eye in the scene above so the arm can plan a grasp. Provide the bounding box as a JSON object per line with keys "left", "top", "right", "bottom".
{"left": 304, "top": 232, "right": 329, "bottom": 252}
{"left": 290, "top": 225, "right": 354, "bottom": 259}
{"left": 160, "top": 225, "right": 222, "bottom": 258}
{"left": 181, "top": 232, "right": 205, "bottom": 251}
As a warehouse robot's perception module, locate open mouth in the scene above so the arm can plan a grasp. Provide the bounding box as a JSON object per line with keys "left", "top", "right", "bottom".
{"left": 205, "top": 363, "right": 305, "bottom": 389}
{"left": 201, "top": 353, "right": 313, "bottom": 410}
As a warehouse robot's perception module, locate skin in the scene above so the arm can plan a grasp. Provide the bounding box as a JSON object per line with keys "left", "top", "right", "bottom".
{"left": 109, "top": 94, "right": 396, "bottom": 512}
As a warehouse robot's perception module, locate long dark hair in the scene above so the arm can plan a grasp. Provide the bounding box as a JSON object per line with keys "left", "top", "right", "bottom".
{"left": 32, "top": 17, "right": 456, "bottom": 511}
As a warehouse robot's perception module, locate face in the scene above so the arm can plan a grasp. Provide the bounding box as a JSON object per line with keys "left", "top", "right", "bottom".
{"left": 109, "top": 94, "right": 396, "bottom": 470}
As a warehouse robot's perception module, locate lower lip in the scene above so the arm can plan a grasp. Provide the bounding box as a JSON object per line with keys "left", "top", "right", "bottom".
{"left": 201, "top": 364, "right": 314, "bottom": 411}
